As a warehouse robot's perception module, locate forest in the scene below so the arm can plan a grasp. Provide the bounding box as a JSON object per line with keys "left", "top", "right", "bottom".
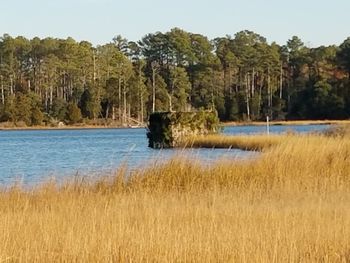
{"left": 0, "top": 28, "right": 350, "bottom": 126}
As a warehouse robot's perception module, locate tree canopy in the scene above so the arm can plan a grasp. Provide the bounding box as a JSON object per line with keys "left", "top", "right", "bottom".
{"left": 1, "top": 29, "right": 350, "bottom": 126}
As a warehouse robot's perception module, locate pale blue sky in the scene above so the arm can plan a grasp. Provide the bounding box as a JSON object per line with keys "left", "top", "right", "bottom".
{"left": 1, "top": 0, "right": 349, "bottom": 47}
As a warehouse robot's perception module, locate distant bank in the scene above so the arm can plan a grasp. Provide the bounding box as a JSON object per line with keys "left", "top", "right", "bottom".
{"left": 0, "top": 123, "right": 146, "bottom": 131}
{"left": 0, "top": 120, "right": 349, "bottom": 131}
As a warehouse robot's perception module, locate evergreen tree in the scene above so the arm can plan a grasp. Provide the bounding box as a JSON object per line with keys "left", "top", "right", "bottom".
{"left": 0, "top": 30, "right": 349, "bottom": 125}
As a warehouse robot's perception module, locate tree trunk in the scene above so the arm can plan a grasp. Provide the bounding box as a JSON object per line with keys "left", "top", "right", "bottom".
{"left": 106, "top": 104, "right": 110, "bottom": 120}
{"left": 93, "top": 51, "right": 97, "bottom": 82}
{"left": 279, "top": 64, "right": 283, "bottom": 99}
{"left": 45, "top": 89, "right": 48, "bottom": 112}
{"left": 258, "top": 75, "right": 263, "bottom": 117}
{"left": 167, "top": 92, "right": 173, "bottom": 112}
{"left": 170, "top": 80, "right": 175, "bottom": 112}
{"left": 223, "top": 66, "right": 227, "bottom": 94}
{"left": 138, "top": 63, "right": 143, "bottom": 123}
{"left": 128, "top": 103, "right": 131, "bottom": 123}
{"left": 118, "top": 78, "right": 122, "bottom": 122}
{"left": 123, "top": 87, "right": 127, "bottom": 125}
{"left": 140, "top": 93, "right": 144, "bottom": 123}
{"left": 1, "top": 75, "right": 4, "bottom": 105}
{"left": 152, "top": 64, "right": 156, "bottom": 113}
{"left": 267, "top": 67, "right": 271, "bottom": 118}
{"left": 210, "top": 69, "right": 215, "bottom": 111}
{"left": 62, "top": 73, "right": 66, "bottom": 101}
{"left": 245, "top": 73, "right": 250, "bottom": 121}
{"left": 10, "top": 76, "right": 13, "bottom": 95}
{"left": 49, "top": 86, "right": 53, "bottom": 108}
{"left": 252, "top": 68, "right": 255, "bottom": 97}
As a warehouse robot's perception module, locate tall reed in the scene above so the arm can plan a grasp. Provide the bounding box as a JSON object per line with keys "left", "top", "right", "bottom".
{"left": 0, "top": 134, "right": 349, "bottom": 262}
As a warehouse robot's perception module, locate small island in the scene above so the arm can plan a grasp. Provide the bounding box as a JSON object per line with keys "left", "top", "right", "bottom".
{"left": 147, "top": 111, "right": 219, "bottom": 148}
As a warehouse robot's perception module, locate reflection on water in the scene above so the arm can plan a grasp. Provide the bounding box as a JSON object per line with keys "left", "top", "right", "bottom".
{"left": 0, "top": 124, "right": 329, "bottom": 185}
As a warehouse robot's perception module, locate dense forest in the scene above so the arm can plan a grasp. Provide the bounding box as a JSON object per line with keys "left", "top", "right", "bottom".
{"left": 1, "top": 28, "right": 350, "bottom": 126}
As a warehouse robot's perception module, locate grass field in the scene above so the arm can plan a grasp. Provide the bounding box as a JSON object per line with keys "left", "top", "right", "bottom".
{"left": 0, "top": 130, "right": 349, "bottom": 262}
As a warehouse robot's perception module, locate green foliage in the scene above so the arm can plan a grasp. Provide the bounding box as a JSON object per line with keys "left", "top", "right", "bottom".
{"left": 224, "top": 94, "right": 240, "bottom": 121}
{"left": 272, "top": 96, "right": 286, "bottom": 120}
{"left": 31, "top": 107, "right": 44, "bottom": 125}
{"left": 0, "top": 30, "right": 350, "bottom": 126}
{"left": 147, "top": 111, "right": 219, "bottom": 148}
{"left": 80, "top": 86, "right": 101, "bottom": 119}
{"left": 150, "top": 75, "right": 169, "bottom": 112}
{"left": 28, "top": 92, "right": 44, "bottom": 125}
{"left": 0, "top": 95, "right": 16, "bottom": 122}
{"left": 15, "top": 93, "right": 32, "bottom": 125}
{"left": 337, "top": 37, "right": 350, "bottom": 74}
{"left": 66, "top": 103, "right": 82, "bottom": 124}
{"left": 50, "top": 98, "right": 67, "bottom": 121}
{"left": 169, "top": 67, "right": 191, "bottom": 111}
{"left": 311, "top": 81, "right": 346, "bottom": 119}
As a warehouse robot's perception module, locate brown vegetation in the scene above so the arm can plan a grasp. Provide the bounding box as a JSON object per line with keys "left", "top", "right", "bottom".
{"left": 0, "top": 133, "right": 349, "bottom": 261}
{"left": 184, "top": 134, "right": 286, "bottom": 151}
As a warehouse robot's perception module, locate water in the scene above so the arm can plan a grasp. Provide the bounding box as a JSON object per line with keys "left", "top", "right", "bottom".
{"left": 0, "top": 124, "right": 330, "bottom": 185}
{"left": 223, "top": 124, "right": 330, "bottom": 135}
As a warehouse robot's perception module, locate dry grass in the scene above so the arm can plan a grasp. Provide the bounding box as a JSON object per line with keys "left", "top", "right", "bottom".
{"left": 184, "top": 134, "right": 287, "bottom": 151}
{"left": 324, "top": 124, "right": 350, "bottom": 138}
{"left": 0, "top": 134, "right": 350, "bottom": 262}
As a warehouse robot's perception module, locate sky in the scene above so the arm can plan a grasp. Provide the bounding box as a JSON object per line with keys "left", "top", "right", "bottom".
{"left": 1, "top": 0, "right": 350, "bottom": 47}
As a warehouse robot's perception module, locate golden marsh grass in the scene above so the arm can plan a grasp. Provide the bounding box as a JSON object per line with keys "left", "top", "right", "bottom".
{"left": 0, "top": 133, "right": 349, "bottom": 262}
{"left": 184, "top": 133, "right": 286, "bottom": 151}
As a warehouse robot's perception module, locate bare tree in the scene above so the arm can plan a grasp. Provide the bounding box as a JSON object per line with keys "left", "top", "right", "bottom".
{"left": 151, "top": 61, "right": 159, "bottom": 113}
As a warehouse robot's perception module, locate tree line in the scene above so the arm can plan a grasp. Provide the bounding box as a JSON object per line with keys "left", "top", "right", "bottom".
{"left": 1, "top": 28, "right": 350, "bottom": 126}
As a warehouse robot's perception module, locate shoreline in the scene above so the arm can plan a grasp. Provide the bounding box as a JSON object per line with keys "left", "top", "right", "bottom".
{"left": 0, "top": 125, "right": 147, "bottom": 131}
{"left": 0, "top": 119, "right": 349, "bottom": 131}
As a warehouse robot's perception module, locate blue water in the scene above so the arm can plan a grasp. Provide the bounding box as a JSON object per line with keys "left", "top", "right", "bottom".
{"left": 0, "top": 124, "right": 330, "bottom": 185}
{"left": 223, "top": 124, "right": 330, "bottom": 135}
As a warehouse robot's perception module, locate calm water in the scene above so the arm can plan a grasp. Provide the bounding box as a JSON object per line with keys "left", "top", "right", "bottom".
{"left": 0, "top": 124, "right": 330, "bottom": 185}
{"left": 222, "top": 124, "right": 330, "bottom": 135}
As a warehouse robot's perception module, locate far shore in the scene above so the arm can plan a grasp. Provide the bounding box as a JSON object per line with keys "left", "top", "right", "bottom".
{"left": 0, "top": 123, "right": 147, "bottom": 131}
{"left": 0, "top": 119, "right": 349, "bottom": 131}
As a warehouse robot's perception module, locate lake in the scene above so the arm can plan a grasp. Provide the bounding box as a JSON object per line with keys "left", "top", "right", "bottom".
{"left": 0, "top": 124, "right": 330, "bottom": 185}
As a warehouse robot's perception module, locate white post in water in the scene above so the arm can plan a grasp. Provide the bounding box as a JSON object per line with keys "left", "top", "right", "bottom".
{"left": 266, "top": 116, "right": 270, "bottom": 135}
